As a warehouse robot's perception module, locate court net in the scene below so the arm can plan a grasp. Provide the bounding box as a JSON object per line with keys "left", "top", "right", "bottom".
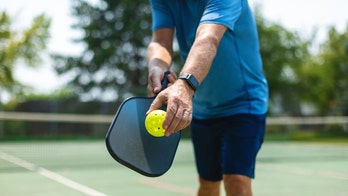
{"left": 0, "top": 112, "right": 114, "bottom": 140}
{"left": 0, "top": 111, "right": 348, "bottom": 140}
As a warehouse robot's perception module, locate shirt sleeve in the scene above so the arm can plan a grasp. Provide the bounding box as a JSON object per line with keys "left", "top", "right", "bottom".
{"left": 200, "top": 0, "right": 243, "bottom": 31}
{"left": 149, "top": 0, "right": 175, "bottom": 31}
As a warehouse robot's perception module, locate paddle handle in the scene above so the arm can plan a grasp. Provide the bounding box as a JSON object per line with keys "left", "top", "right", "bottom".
{"left": 160, "top": 70, "right": 171, "bottom": 91}
{"left": 155, "top": 71, "right": 171, "bottom": 110}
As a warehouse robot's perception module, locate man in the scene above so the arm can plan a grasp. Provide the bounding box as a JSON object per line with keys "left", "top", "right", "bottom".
{"left": 146, "top": 0, "right": 268, "bottom": 195}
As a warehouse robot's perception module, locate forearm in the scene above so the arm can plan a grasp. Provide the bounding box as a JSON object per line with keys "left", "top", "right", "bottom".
{"left": 147, "top": 42, "right": 172, "bottom": 72}
{"left": 180, "top": 24, "right": 227, "bottom": 84}
{"left": 147, "top": 28, "right": 174, "bottom": 72}
{"left": 146, "top": 28, "right": 175, "bottom": 95}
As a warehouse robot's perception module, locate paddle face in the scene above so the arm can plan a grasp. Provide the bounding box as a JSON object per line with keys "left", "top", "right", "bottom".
{"left": 105, "top": 89, "right": 181, "bottom": 177}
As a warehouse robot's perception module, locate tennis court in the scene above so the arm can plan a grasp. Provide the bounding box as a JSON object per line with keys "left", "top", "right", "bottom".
{"left": 1, "top": 140, "right": 348, "bottom": 196}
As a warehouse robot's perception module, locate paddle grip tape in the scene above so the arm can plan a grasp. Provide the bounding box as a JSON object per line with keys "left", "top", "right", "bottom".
{"left": 160, "top": 70, "right": 170, "bottom": 91}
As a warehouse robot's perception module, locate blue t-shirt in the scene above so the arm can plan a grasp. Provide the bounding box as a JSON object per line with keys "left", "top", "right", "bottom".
{"left": 150, "top": 0, "right": 268, "bottom": 119}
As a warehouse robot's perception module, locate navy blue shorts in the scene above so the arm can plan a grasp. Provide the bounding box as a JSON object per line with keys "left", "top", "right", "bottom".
{"left": 190, "top": 114, "right": 266, "bottom": 181}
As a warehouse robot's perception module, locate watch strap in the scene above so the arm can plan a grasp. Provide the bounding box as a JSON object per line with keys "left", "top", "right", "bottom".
{"left": 178, "top": 73, "right": 199, "bottom": 91}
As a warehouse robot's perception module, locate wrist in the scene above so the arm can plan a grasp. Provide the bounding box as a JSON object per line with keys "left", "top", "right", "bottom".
{"left": 176, "top": 79, "right": 195, "bottom": 97}
{"left": 178, "top": 73, "right": 199, "bottom": 92}
{"left": 148, "top": 59, "right": 170, "bottom": 73}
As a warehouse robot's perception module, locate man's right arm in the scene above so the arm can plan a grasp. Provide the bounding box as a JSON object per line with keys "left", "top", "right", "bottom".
{"left": 147, "top": 28, "right": 175, "bottom": 96}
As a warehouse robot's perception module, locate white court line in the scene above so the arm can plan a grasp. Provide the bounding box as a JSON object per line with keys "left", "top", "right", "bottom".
{"left": 139, "top": 178, "right": 196, "bottom": 196}
{"left": 0, "top": 152, "right": 107, "bottom": 196}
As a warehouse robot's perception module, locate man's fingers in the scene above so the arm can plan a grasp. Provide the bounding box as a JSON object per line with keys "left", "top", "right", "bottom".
{"left": 162, "top": 103, "right": 177, "bottom": 133}
{"left": 146, "top": 92, "right": 168, "bottom": 115}
{"left": 148, "top": 69, "right": 169, "bottom": 96}
{"left": 147, "top": 78, "right": 161, "bottom": 96}
{"left": 152, "top": 78, "right": 162, "bottom": 94}
{"left": 163, "top": 106, "right": 192, "bottom": 137}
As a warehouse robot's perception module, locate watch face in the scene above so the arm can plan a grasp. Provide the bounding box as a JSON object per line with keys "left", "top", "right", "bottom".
{"left": 179, "top": 74, "right": 198, "bottom": 91}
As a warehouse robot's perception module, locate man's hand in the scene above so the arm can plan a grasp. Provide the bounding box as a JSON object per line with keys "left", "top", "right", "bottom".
{"left": 147, "top": 79, "right": 194, "bottom": 136}
{"left": 147, "top": 67, "right": 177, "bottom": 97}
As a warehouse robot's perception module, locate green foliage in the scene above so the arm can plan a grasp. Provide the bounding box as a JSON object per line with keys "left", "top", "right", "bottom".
{"left": 51, "top": 2, "right": 348, "bottom": 117}
{"left": 256, "top": 12, "right": 311, "bottom": 115}
{"left": 266, "top": 124, "right": 348, "bottom": 141}
{"left": 0, "top": 11, "right": 51, "bottom": 101}
{"left": 300, "top": 26, "right": 348, "bottom": 115}
{"left": 52, "top": 0, "right": 153, "bottom": 102}
{"left": 25, "top": 89, "right": 76, "bottom": 101}
{"left": 3, "top": 88, "right": 76, "bottom": 110}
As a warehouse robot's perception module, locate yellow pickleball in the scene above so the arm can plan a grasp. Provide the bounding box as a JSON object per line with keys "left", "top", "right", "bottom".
{"left": 145, "top": 110, "right": 166, "bottom": 137}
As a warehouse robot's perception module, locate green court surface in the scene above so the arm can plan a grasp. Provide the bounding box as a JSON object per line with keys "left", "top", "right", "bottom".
{"left": 1, "top": 140, "right": 348, "bottom": 196}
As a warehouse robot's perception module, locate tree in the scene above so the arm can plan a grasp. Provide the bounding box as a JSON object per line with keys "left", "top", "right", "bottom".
{"left": 301, "top": 25, "right": 348, "bottom": 115}
{"left": 56, "top": 1, "right": 332, "bottom": 117}
{"left": 255, "top": 10, "right": 311, "bottom": 115}
{"left": 0, "top": 11, "right": 50, "bottom": 102}
{"left": 52, "top": 0, "right": 154, "bottom": 102}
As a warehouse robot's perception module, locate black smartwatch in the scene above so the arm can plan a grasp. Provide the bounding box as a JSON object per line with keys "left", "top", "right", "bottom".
{"left": 178, "top": 73, "right": 199, "bottom": 91}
